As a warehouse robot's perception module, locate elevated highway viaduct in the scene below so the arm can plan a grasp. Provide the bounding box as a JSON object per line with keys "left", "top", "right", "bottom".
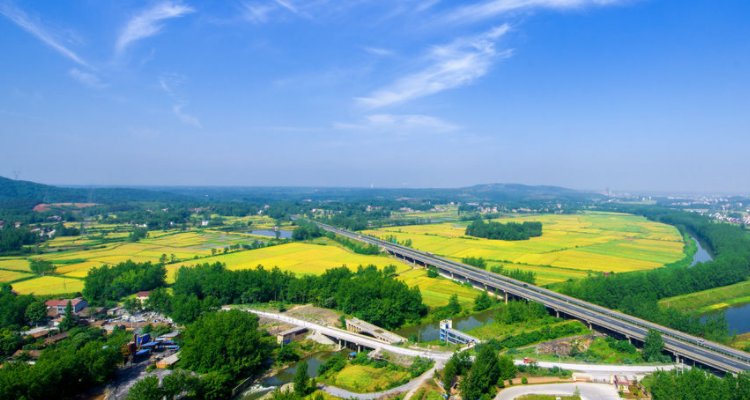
{"left": 308, "top": 220, "right": 750, "bottom": 375}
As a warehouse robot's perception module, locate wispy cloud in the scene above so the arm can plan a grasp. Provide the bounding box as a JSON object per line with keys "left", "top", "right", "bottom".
{"left": 442, "top": 0, "right": 627, "bottom": 24}
{"left": 273, "top": 0, "right": 298, "bottom": 14}
{"left": 356, "top": 25, "right": 512, "bottom": 108}
{"left": 159, "top": 73, "right": 201, "bottom": 128}
{"left": 363, "top": 46, "right": 394, "bottom": 56}
{"left": 0, "top": 2, "right": 90, "bottom": 67}
{"left": 335, "top": 114, "right": 459, "bottom": 134}
{"left": 69, "top": 68, "right": 107, "bottom": 89}
{"left": 172, "top": 104, "right": 202, "bottom": 127}
{"left": 241, "top": 0, "right": 307, "bottom": 24}
{"left": 241, "top": 2, "right": 274, "bottom": 24}
{"left": 116, "top": 1, "right": 194, "bottom": 56}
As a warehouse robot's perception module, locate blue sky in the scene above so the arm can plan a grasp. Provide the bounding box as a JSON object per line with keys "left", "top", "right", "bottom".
{"left": 1, "top": 0, "right": 748, "bottom": 192}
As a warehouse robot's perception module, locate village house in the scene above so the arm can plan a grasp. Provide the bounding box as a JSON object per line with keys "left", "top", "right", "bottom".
{"left": 136, "top": 291, "right": 151, "bottom": 305}
{"left": 45, "top": 298, "right": 88, "bottom": 316}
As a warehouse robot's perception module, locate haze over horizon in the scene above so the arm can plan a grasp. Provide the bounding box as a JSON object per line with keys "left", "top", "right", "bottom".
{"left": 2, "top": 0, "right": 748, "bottom": 193}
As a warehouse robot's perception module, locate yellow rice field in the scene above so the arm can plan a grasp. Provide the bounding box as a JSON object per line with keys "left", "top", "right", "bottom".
{"left": 365, "top": 211, "right": 686, "bottom": 285}
{"left": 397, "top": 269, "right": 480, "bottom": 308}
{"left": 0, "top": 259, "right": 31, "bottom": 271}
{"left": 165, "top": 241, "right": 412, "bottom": 282}
{"left": 0, "top": 270, "right": 34, "bottom": 282}
{"left": 12, "top": 276, "right": 85, "bottom": 295}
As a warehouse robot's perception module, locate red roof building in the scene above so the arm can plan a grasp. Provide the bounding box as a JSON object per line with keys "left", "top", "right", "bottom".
{"left": 45, "top": 298, "right": 88, "bottom": 315}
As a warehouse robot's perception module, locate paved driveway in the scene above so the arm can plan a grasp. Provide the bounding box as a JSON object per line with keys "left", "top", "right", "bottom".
{"left": 494, "top": 382, "right": 620, "bottom": 400}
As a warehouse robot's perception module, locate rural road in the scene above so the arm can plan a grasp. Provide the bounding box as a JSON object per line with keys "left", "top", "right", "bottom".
{"left": 240, "top": 308, "right": 677, "bottom": 376}
{"left": 238, "top": 308, "right": 454, "bottom": 361}
{"left": 494, "top": 382, "right": 620, "bottom": 400}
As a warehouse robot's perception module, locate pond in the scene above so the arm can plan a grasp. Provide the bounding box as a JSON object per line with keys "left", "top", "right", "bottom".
{"left": 237, "top": 351, "right": 335, "bottom": 400}
{"left": 394, "top": 308, "right": 496, "bottom": 342}
{"left": 701, "top": 302, "right": 750, "bottom": 335}
{"left": 246, "top": 230, "right": 293, "bottom": 239}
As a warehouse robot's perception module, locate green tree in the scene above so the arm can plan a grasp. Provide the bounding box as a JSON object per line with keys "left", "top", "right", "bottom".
{"left": 25, "top": 301, "right": 48, "bottom": 326}
{"left": 446, "top": 294, "right": 462, "bottom": 316}
{"left": 277, "top": 343, "right": 300, "bottom": 363}
{"left": 473, "top": 291, "right": 493, "bottom": 311}
{"left": 60, "top": 300, "right": 76, "bottom": 331}
{"left": 497, "top": 354, "right": 517, "bottom": 381}
{"left": 294, "top": 359, "right": 310, "bottom": 396}
{"left": 196, "top": 371, "right": 232, "bottom": 400}
{"left": 30, "top": 259, "right": 55, "bottom": 276}
{"left": 644, "top": 329, "right": 665, "bottom": 361}
{"left": 145, "top": 287, "right": 172, "bottom": 314}
{"left": 127, "top": 375, "right": 163, "bottom": 400}
{"left": 124, "top": 298, "right": 141, "bottom": 314}
{"left": 461, "top": 344, "right": 500, "bottom": 400}
{"left": 180, "top": 310, "right": 271, "bottom": 379}
{"left": 162, "top": 371, "right": 197, "bottom": 400}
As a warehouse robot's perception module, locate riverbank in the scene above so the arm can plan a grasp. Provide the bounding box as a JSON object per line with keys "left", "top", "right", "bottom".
{"left": 658, "top": 279, "right": 750, "bottom": 314}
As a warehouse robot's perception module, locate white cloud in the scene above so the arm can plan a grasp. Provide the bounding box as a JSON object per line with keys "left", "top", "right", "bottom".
{"left": 442, "top": 0, "right": 626, "bottom": 24}
{"left": 273, "top": 0, "right": 298, "bottom": 14}
{"left": 335, "top": 114, "right": 459, "bottom": 134}
{"left": 0, "top": 2, "right": 90, "bottom": 67}
{"left": 69, "top": 68, "right": 107, "bottom": 89}
{"left": 173, "top": 104, "right": 202, "bottom": 128}
{"left": 159, "top": 74, "right": 201, "bottom": 128}
{"left": 242, "top": 2, "right": 274, "bottom": 24}
{"left": 356, "top": 25, "right": 512, "bottom": 108}
{"left": 115, "top": 1, "right": 194, "bottom": 56}
{"left": 363, "top": 46, "right": 394, "bottom": 56}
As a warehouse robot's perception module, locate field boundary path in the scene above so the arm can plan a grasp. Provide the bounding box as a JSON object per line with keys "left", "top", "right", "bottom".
{"left": 494, "top": 382, "right": 620, "bottom": 400}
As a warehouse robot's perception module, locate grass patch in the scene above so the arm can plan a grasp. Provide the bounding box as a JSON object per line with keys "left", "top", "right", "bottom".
{"left": 326, "top": 364, "right": 410, "bottom": 393}
{"left": 658, "top": 279, "right": 750, "bottom": 314}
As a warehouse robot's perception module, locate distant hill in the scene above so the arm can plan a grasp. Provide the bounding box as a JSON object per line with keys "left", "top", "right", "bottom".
{"left": 159, "top": 183, "right": 601, "bottom": 203}
{"left": 0, "top": 176, "right": 601, "bottom": 206}
{"left": 0, "top": 176, "right": 190, "bottom": 205}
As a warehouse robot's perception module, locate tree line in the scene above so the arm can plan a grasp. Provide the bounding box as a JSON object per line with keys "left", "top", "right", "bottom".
{"left": 465, "top": 219, "right": 543, "bottom": 241}
{"left": 83, "top": 260, "right": 167, "bottom": 306}
{"left": 150, "top": 262, "right": 426, "bottom": 329}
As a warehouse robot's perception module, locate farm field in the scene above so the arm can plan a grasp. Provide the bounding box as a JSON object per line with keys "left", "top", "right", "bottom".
{"left": 364, "top": 212, "right": 687, "bottom": 285}
{"left": 658, "top": 279, "right": 750, "bottom": 314}
{"left": 0, "top": 259, "right": 30, "bottom": 271}
{"left": 0, "top": 269, "right": 34, "bottom": 283}
{"left": 397, "top": 269, "right": 480, "bottom": 309}
{"left": 12, "top": 276, "right": 85, "bottom": 295}
{"left": 165, "top": 241, "right": 412, "bottom": 282}
{"left": 2, "top": 231, "right": 262, "bottom": 293}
